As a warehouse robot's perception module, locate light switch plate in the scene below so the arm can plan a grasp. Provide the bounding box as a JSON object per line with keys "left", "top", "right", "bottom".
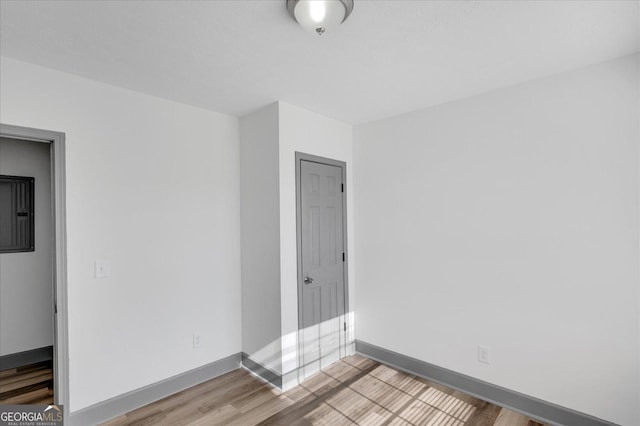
{"left": 95, "top": 260, "right": 110, "bottom": 279}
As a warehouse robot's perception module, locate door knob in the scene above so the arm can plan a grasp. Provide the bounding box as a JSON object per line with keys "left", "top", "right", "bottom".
{"left": 304, "top": 276, "right": 314, "bottom": 285}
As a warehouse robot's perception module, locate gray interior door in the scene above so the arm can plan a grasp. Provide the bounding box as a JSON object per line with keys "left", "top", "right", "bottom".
{"left": 299, "top": 158, "right": 346, "bottom": 379}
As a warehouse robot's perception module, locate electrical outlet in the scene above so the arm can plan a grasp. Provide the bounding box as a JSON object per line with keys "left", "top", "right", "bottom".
{"left": 193, "top": 333, "right": 201, "bottom": 349}
{"left": 478, "top": 345, "right": 491, "bottom": 364}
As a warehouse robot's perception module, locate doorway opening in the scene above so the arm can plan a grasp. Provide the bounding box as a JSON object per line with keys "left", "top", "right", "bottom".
{"left": 295, "top": 152, "right": 349, "bottom": 382}
{"left": 0, "top": 124, "right": 68, "bottom": 413}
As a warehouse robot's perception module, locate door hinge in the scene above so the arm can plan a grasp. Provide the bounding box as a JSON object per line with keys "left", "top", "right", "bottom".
{"left": 344, "top": 322, "right": 347, "bottom": 332}
{"left": 342, "top": 253, "right": 345, "bottom": 262}
{"left": 341, "top": 183, "right": 344, "bottom": 193}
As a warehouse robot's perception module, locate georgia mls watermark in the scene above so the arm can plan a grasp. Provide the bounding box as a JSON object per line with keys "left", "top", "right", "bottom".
{"left": 0, "top": 405, "right": 63, "bottom": 426}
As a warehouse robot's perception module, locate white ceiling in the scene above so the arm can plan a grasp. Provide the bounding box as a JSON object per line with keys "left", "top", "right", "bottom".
{"left": 1, "top": 0, "right": 638, "bottom": 124}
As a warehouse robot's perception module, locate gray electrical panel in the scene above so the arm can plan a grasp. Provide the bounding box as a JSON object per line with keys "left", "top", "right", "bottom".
{"left": 0, "top": 175, "right": 35, "bottom": 253}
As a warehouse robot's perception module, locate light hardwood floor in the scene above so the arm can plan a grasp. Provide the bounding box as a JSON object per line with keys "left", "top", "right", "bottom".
{"left": 102, "top": 355, "right": 546, "bottom": 426}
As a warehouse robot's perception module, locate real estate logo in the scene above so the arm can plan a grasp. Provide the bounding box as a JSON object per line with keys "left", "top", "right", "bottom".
{"left": 0, "top": 404, "right": 63, "bottom": 426}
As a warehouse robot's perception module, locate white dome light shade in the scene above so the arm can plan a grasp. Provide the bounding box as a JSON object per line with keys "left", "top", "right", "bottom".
{"left": 287, "top": 0, "right": 354, "bottom": 35}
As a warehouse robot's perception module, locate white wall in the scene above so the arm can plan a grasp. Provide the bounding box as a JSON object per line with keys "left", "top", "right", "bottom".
{"left": 238, "top": 102, "right": 354, "bottom": 388}
{"left": 354, "top": 54, "right": 639, "bottom": 426}
{"left": 0, "top": 57, "right": 242, "bottom": 412}
{"left": 4, "top": 46, "right": 633, "bottom": 424}
{"left": 278, "top": 102, "right": 354, "bottom": 389}
{"left": 0, "top": 138, "right": 53, "bottom": 356}
{"left": 240, "top": 103, "right": 282, "bottom": 373}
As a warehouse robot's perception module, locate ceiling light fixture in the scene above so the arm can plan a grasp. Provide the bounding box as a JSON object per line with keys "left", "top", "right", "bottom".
{"left": 286, "top": 0, "right": 354, "bottom": 36}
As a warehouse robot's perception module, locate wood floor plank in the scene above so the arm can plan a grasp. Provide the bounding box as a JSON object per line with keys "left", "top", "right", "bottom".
{"left": 493, "top": 408, "right": 532, "bottom": 426}
{"left": 151, "top": 369, "right": 258, "bottom": 418}
{"left": 258, "top": 360, "right": 379, "bottom": 426}
{"left": 325, "top": 386, "right": 393, "bottom": 425}
{"left": 173, "top": 369, "right": 251, "bottom": 406}
{"left": 0, "top": 386, "right": 50, "bottom": 404}
{"left": 0, "top": 361, "right": 54, "bottom": 407}
{"left": 231, "top": 385, "right": 280, "bottom": 413}
{"left": 369, "top": 365, "right": 427, "bottom": 397}
{"left": 299, "top": 401, "right": 356, "bottom": 426}
{"left": 299, "top": 371, "right": 342, "bottom": 394}
{"left": 341, "top": 354, "right": 377, "bottom": 371}
{"left": 465, "top": 402, "right": 502, "bottom": 426}
{"left": 348, "top": 373, "right": 413, "bottom": 413}
{"left": 100, "top": 415, "right": 130, "bottom": 426}
{"left": 321, "top": 360, "right": 362, "bottom": 383}
{"left": 226, "top": 393, "right": 295, "bottom": 425}
{"left": 419, "top": 386, "right": 477, "bottom": 422}
{"left": 124, "top": 403, "right": 165, "bottom": 425}
{"left": 398, "top": 399, "right": 438, "bottom": 426}
{"left": 0, "top": 368, "right": 18, "bottom": 379}
{"left": 97, "top": 356, "right": 548, "bottom": 426}
{"left": 284, "top": 384, "right": 313, "bottom": 403}
{"left": 162, "top": 401, "right": 209, "bottom": 426}
{"left": 0, "top": 362, "right": 49, "bottom": 379}
{"left": 0, "top": 368, "right": 52, "bottom": 386}
{"left": 126, "top": 410, "right": 167, "bottom": 426}
{"left": 387, "top": 416, "right": 415, "bottom": 426}
{"left": 168, "top": 378, "right": 268, "bottom": 425}
{"left": 188, "top": 404, "right": 240, "bottom": 426}
{"left": 0, "top": 370, "right": 52, "bottom": 393}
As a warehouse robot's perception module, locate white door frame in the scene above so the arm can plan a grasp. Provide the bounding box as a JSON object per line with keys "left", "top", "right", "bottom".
{"left": 0, "top": 124, "right": 69, "bottom": 414}
{"left": 295, "top": 151, "right": 349, "bottom": 380}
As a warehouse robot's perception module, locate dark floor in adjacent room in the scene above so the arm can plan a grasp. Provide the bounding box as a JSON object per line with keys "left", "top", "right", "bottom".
{"left": 0, "top": 360, "right": 54, "bottom": 405}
